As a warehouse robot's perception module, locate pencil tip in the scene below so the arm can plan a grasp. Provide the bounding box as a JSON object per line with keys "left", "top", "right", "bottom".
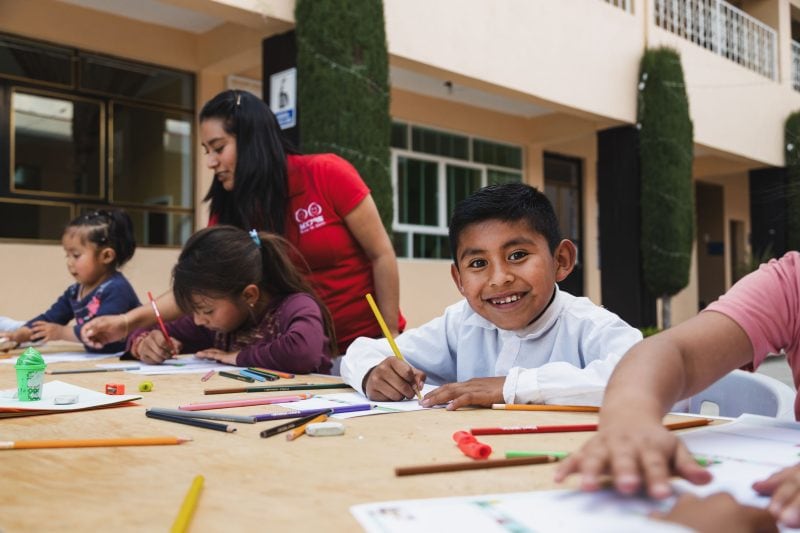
{"left": 178, "top": 437, "right": 194, "bottom": 443}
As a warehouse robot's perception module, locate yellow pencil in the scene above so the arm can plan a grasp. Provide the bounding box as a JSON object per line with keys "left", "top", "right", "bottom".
{"left": 286, "top": 413, "right": 329, "bottom": 441}
{"left": 491, "top": 404, "right": 600, "bottom": 413}
{"left": 365, "top": 293, "right": 423, "bottom": 402}
{"left": 170, "top": 475, "right": 204, "bottom": 533}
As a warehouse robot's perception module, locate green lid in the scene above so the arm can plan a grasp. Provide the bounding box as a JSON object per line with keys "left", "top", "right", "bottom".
{"left": 15, "top": 346, "right": 45, "bottom": 368}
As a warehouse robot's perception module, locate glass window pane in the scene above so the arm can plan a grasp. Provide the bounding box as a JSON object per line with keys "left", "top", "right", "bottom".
{"left": 473, "top": 139, "right": 522, "bottom": 169}
{"left": 393, "top": 231, "right": 409, "bottom": 258}
{"left": 391, "top": 122, "right": 408, "bottom": 149}
{"left": 397, "top": 157, "right": 438, "bottom": 226}
{"left": 0, "top": 35, "right": 72, "bottom": 85}
{"left": 411, "top": 126, "right": 468, "bottom": 160}
{"left": 13, "top": 91, "right": 102, "bottom": 197}
{"left": 97, "top": 207, "right": 193, "bottom": 247}
{"left": 413, "top": 233, "right": 450, "bottom": 259}
{"left": 0, "top": 201, "right": 71, "bottom": 240}
{"left": 488, "top": 169, "right": 522, "bottom": 186}
{"left": 446, "top": 165, "right": 481, "bottom": 223}
{"left": 80, "top": 54, "right": 194, "bottom": 109}
{"left": 112, "top": 104, "right": 193, "bottom": 208}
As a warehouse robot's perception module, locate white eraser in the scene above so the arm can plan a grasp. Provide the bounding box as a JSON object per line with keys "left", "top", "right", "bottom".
{"left": 54, "top": 394, "right": 79, "bottom": 405}
{"left": 305, "top": 421, "right": 345, "bottom": 437}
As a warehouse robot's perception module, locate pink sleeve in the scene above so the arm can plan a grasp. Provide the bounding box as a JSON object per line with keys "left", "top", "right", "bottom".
{"left": 704, "top": 251, "right": 800, "bottom": 367}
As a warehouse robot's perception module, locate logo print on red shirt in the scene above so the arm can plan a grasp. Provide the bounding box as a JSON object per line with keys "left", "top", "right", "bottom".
{"left": 295, "top": 202, "right": 325, "bottom": 234}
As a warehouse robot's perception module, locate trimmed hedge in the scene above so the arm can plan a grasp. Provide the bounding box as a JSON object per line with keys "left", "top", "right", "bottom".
{"left": 638, "top": 47, "right": 694, "bottom": 299}
{"left": 295, "top": 0, "right": 393, "bottom": 231}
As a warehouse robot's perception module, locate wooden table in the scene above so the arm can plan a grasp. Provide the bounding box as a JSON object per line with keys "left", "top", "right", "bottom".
{"left": 0, "top": 355, "right": 687, "bottom": 532}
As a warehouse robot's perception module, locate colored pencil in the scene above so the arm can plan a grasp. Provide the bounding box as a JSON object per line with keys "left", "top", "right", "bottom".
{"left": 365, "top": 293, "right": 423, "bottom": 402}
{"left": 395, "top": 455, "right": 560, "bottom": 476}
{"left": 148, "top": 291, "right": 178, "bottom": 356}
{"left": 170, "top": 475, "right": 203, "bottom": 533}
{"left": 491, "top": 404, "right": 599, "bottom": 413}
{"left": 148, "top": 407, "right": 256, "bottom": 424}
{"left": 260, "top": 409, "right": 334, "bottom": 438}
{"left": 146, "top": 410, "right": 237, "bottom": 432}
{"left": 252, "top": 403, "right": 372, "bottom": 422}
{"left": 204, "top": 383, "right": 352, "bottom": 395}
{"left": 248, "top": 367, "right": 294, "bottom": 379}
{"left": 239, "top": 369, "right": 267, "bottom": 382}
{"left": 0, "top": 436, "right": 192, "bottom": 449}
{"left": 505, "top": 450, "right": 571, "bottom": 459}
{"left": 218, "top": 370, "right": 255, "bottom": 383}
{"left": 179, "top": 394, "right": 310, "bottom": 411}
{"left": 200, "top": 370, "right": 215, "bottom": 382}
{"left": 470, "top": 418, "right": 711, "bottom": 436}
{"left": 46, "top": 366, "right": 140, "bottom": 374}
{"left": 286, "top": 412, "right": 329, "bottom": 441}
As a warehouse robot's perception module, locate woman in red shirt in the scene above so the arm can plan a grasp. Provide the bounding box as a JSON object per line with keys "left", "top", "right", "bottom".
{"left": 83, "top": 89, "right": 403, "bottom": 360}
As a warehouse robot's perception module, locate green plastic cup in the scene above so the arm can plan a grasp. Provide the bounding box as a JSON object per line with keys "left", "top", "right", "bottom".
{"left": 15, "top": 347, "right": 46, "bottom": 401}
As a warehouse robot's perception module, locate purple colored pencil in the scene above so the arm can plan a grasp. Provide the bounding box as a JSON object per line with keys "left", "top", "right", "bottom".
{"left": 253, "top": 403, "right": 372, "bottom": 422}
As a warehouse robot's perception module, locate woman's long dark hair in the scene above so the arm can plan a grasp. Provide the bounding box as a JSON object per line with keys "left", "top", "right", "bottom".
{"left": 172, "top": 226, "right": 337, "bottom": 356}
{"left": 199, "top": 90, "right": 297, "bottom": 234}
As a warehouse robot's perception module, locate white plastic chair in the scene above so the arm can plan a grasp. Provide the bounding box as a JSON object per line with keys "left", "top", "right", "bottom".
{"left": 676, "top": 369, "right": 796, "bottom": 420}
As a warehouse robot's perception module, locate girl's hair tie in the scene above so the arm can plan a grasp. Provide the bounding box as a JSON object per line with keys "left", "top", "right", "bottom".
{"left": 249, "top": 229, "right": 260, "bottom": 247}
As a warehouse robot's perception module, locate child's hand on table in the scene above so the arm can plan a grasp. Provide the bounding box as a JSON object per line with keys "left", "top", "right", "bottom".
{"left": 364, "top": 357, "right": 426, "bottom": 401}
{"left": 420, "top": 376, "right": 505, "bottom": 409}
{"left": 29, "top": 321, "right": 70, "bottom": 343}
{"left": 195, "top": 349, "right": 238, "bottom": 366}
{"left": 753, "top": 463, "right": 800, "bottom": 527}
{"left": 132, "top": 330, "right": 183, "bottom": 365}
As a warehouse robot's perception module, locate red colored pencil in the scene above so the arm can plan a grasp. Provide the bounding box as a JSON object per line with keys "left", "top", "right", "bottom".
{"left": 147, "top": 291, "right": 178, "bottom": 356}
{"left": 470, "top": 418, "right": 710, "bottom": 436}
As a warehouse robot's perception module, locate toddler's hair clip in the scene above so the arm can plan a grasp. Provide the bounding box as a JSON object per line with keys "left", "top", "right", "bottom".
{"left": 249, "top": 229, "right": 260, "bottom": 247}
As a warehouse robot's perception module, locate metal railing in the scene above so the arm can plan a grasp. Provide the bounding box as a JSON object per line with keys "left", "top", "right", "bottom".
{"left": 792, "top": 40, "right": 800, "bottom": 91}
{"left": 654, "top": 0, "right": 777, "bottom": 80}
{"left": 603, "top": 0, "right": 633, "bottom": 13}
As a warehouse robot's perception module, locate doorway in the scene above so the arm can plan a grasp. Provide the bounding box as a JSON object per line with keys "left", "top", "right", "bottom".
{"left": 695, "top": 182, "right": 726, "bottom": 309}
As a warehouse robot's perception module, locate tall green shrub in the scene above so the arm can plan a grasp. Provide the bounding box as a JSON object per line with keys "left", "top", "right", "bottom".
{"left": 295, "top": 0, "right": 393, "bottom": 231}
{"left": 638, "top": 47, "right": 694, "bottom": 328}
{"left": 785, "top": 112, "right": 800, "bottom": 251}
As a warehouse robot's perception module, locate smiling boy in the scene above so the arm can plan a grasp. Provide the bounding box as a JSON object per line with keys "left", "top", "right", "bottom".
{"left": 340, "top": 183, "right": 642, "bottom": 409}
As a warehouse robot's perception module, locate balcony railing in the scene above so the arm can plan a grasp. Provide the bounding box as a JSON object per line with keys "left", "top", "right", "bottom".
{"left": 654, "top": 0, "right": 777, "bottom": 80}
{"left": 603, "top": 0, "right": 633, "bottom": 13}
{"left": 792, "top": 40, "right": 800, "bottom": 91}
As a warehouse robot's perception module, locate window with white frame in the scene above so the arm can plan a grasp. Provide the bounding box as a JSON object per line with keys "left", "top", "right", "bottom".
{"left": 391, "top": 122, "right": 523, "bottom": 259}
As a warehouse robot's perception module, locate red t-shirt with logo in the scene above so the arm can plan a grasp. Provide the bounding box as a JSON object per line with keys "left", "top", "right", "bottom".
{"left": 209, "top": 153, "right": 405, "bottom": 353}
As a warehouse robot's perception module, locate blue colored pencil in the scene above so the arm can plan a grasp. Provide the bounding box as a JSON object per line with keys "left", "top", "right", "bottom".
{"left": 252, "top": 403, "right": 372, "bottom": 422}
{"left": 239, "top": 369, "right": 267, "bottom": 382}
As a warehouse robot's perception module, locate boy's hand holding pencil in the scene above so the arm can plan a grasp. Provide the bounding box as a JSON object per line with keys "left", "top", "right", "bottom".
{"left": 364, "top": 356, "right": 426, "bottom": 402}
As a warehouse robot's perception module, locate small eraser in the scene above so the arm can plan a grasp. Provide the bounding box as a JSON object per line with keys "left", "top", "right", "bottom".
{"left": 305, "top": 421, "right": 345, "bottom": 437}
{"left": 54, "top": 394, "right": 78, "bottom": 405}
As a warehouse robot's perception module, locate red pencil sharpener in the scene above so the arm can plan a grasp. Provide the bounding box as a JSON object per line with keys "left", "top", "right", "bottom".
{"left": 452, "top": 430, "right": 492, "bottom": 460}
{"left": 105, "top": 383, "right": 125, "bottom": 395}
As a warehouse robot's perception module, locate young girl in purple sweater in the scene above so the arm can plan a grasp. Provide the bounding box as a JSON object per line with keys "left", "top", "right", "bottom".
{"left": 127, "top": 226, "right": 334, "bottom": 374}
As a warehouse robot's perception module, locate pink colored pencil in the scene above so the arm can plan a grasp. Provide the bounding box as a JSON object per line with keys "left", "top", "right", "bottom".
{"left": 178, "top": 394, "right": 310, "bottom": 411}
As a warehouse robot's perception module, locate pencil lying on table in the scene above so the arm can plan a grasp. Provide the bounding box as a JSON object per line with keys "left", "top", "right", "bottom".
{"left": 204, "top": 383, "right": 351, "bottom": 395}
{"left": 470, "top": 418, "right": 711, "bottom": 436}
{"left": 179, "top": 394, "right": 311, "bottom": 411}
{"left": 0, "top": 436, "right": 192, "bottom": 449}
{"left": 491, "top": 404, "right": 599, "bottom": 413}
{"left": 395, "top": 455, "right": 560, "bottom": 476}
{"left": 171, "top": 475, "right": 204, "bottom": 533}
{"left": 146, "top": 410, "right": 237, "bottom": 433}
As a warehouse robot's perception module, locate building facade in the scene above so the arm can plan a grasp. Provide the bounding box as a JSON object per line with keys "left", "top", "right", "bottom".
{"left": 1, "top": 0, "right": 798, "bottom": 330}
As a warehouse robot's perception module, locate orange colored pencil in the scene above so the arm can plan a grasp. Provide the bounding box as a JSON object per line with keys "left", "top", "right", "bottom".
{"left": 286, "top": 413, "right": 328, "bottom": 441}
{"left": 664, "top": 418, "right": 712, "bottom": 431}
{"left": 0, "top": 436, "right": 192, "bottom": 449}
{"left": 491, "top": 404, "right": 599, "bottom": 413}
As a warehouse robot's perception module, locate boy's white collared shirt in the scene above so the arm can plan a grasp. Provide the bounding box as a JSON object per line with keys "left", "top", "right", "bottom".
{"left": 340, "top": 286, "right": 643, "bottom": 405}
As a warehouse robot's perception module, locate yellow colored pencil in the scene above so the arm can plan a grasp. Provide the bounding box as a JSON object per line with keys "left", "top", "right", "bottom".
{"left": 365, "top": 293, "right": 423, "bottom": 402}
{"left": 286, "top": 413, "right": 329, "bottom": 441}
{"left": 491, "top": 404, "right": 600, "bottom": 413}
{"left": 170, "top": 475, "right": 204, "bottom": 533}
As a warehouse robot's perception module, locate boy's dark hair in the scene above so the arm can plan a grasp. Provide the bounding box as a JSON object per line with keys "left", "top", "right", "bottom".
{"left": 172, "top": 225, "right": 337, "bottom": 355}
{"left": 199, "top": 90, "right": 298, "bottom": 235}
{"left": 448, "top": 183, "right": 561, "bottom": 261}
{"left": 67, "top": 209, "right": 136, "bottom": 268}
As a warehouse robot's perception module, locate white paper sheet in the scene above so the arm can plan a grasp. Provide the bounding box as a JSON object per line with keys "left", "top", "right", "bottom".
{"left": 127, "top": 355, "right": 238, "bottom": 375}
{"left": 0, "top": 380, "right": 140, "bottom": 412}
{"left": 274, "top": 384, "right": 439, "bottom": 419}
